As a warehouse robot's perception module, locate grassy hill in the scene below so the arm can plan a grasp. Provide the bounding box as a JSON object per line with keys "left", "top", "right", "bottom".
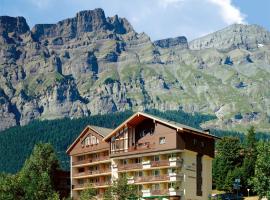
{"left": 0, "top": 109, "right": 268, "bottom": 174}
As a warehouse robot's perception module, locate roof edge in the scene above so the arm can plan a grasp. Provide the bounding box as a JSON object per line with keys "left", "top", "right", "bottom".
{"left": 66, "top": 125, "right": 111, "bottom": 154}
{"left": 103, "top": 111, "right": 220, "bottom": 141}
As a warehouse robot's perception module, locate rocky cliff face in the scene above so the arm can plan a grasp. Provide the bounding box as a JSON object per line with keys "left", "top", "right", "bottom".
{"left": 1, "top": 9, "right": 270, "bottom": 132}
{"left": 154, "top": 36, "right": 188, "bottom": 49}
{"left": 189, "top": 24, "right": 270, "bottom": 50}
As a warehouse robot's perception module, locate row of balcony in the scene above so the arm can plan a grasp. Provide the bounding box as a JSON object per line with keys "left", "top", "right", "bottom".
{"left": 73, "top": 181, "right": 111, "bottom": 189}
{"left": 133, "top": 174, "right": 169, "bottom": 183}
{"left": 142, "top": 188, "right": 183, "bottom": 197}
{"left": 74, "top": 168, "right": 111, "bottom": 178}
{"left": 72, "top": 156, "right": 110, "bottom": 166}
{"left": 127, "top": 173, "right": 183, "bottom": 184}
{"left": 117, "top": 157, "right": 182, "bottom": 171}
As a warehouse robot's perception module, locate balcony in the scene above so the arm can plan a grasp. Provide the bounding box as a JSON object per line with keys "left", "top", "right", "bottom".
{"left": 142, "top": 189, "right": 169, "bottom": 197}
{"left": 73, "top": 181, "right": 111, "bottom": 189}
{"left": 74, "top": 168, "right": 111, "bottom": 178}
{"left": 111, "top": 142, "right": 155, "bottom": 156}
{"left": 169, "top": 188, "right": 184, "bottom": 196}
{"left": 134, "top": 174, "right": 169, "bottom": 183}
{"left": 151, "top": 160, "right": 170, "bottom": 167}
{"left": 72, "top": 156, "right": 110, "bottom": 166}
{"left": 169, "top": 157, "right": 183, "bottom": 167}
{"left": 151, "top": 189, "right": 169, "bottom": 196}
{"left": 118, "top": 163, "right": 143, "bottom": 171}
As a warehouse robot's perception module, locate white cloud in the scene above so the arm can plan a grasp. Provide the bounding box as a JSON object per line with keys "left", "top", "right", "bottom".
{"left": 207, "top": 0, "right": 246, "bottom": 24}
{"left": 28, "top": 0, "right": 52, "bottom": 9}
{"left": 158, "top": 0, "right": 184, "bottom": 8}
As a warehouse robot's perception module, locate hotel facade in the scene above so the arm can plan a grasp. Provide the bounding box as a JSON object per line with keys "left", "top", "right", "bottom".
{"left": 66, "top": 112, "right": 218, "bottom": 200}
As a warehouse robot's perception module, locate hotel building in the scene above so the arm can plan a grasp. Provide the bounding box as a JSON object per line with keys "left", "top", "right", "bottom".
{"left": 66, "top": 112, "right": 218, "bottom": 200}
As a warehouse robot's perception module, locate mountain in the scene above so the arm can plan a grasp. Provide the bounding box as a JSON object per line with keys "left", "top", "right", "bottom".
{"left": 0, "top": 8, "right": 270, "bottom": 132}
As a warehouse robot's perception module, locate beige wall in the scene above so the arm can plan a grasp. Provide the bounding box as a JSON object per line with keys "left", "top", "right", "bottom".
{"left": 182, "top": 150, "right": 212, "bottom": 200}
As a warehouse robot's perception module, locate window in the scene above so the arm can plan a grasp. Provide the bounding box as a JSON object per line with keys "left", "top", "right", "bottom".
{"left": 123, "top": 159, "right": 128, "bottom": 165}
{"left": 135, "top": 171, "right": 143, "bottom": 177}
{"left": 85, "top": 137, "right": 90, "bottom": 145}
{"left": 153, "top": 155, "right": 160, "bottom": 161}
{"left": 159, "top": 137, "right": 166, "bottom": 144}
{"left": 152, "top": 184, "right": 160, "bottom": 190}
{"left": 153, "top": 170, "right": 160, "bottom": 176}
{"left": 78, "top": 179, "right": 84, "bottom": 185}
{"left": 78, "top": 168, "right": 85, "bottom": 173}
{"left": 168, "top": 168, "right": 176, "bottom": 174}
{"left": 82, "top": 134, "right": 99, "bottom": 146}
{"left": 201, "top": 141, "right": 205, "bottom": 148}
{"left": 135, "top": 157, "right": 142, "bottom": 163}
{"left": 78, "top": 155, "right": 85, "bottom": 161}
{"left": 138, "top": 185, "right": 143, "bottom": 191}
{"left": 150, "top": 128, "right": 154, "bottom": 135}
{"left": 169, "top": 182, "right": 176, "bottom": 188}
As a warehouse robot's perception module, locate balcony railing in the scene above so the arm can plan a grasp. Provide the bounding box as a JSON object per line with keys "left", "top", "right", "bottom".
{"left": 74, "top": 168, "right": 111, "bottom": 177}
{"left": 129, "top": 142, "right": 155, "bottom": 152}
{"left": 73, "top": 156, "right": 110, "bottom": 165}
{"left": 151, "top": 189, "right": 169, "bottom": 196}
{"left": 150, "top": 160, "right": 170, "bottom": 167}
{"left": 118, "top": 163, "right": 143, "bottom": 171}
{"left": 73, "top": 181, "right": 111, "bottom": 189}
{"left": 134, "top": 174, "right": 169, "bottom": 183}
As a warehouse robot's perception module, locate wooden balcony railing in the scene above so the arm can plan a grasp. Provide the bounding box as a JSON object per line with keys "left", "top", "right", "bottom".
{"left": 150, "top": 160, "right": 170, "bottom": 167}
{"left": 118, "top": 163, "right": 143, "bottom": 171}
{"left": 151, "top": 189, "right": 169, "bottom": 196}
{"left": 73, "top": 156, "right": 110, "bottom": 165}
{"left": 151, "top": 190, "right": 169, "bottom": 196}
{"left": 134, "top": 174, "right": 169, "bottom": 183}
{"left": 73, "top": 181, "right": 111, "bottom": 189}
{"left": 128, "top": 142, "right": 155, "bottom": 152}
{"left": 74, "top": 168, "right": 111, "bottom": 177}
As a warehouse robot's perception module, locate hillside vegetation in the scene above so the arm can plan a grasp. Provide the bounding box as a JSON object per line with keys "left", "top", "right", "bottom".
{"left": 2, "top": 109, "right": 264, "bottom": 173}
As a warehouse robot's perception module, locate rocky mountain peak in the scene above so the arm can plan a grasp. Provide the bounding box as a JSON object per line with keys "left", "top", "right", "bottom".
{"left": 0, "top": 16, "right": 30, "bottom": 34}
{"left": 189, "top": 24, "right": 270, "bottom": 50}
{"left": 31, "top": 8, "right": 134, "bottom": 40}
{"left": 154, "top": 36, "right": 188, "bottom": 49}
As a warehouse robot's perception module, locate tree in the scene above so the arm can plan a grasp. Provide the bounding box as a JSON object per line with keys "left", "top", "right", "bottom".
{"left": 250, "top": 141, "right": 270, "bottom": 198}
{"left": 0, "top": 173, "right": 24, "bottom": 200}
{"left": 213, "top": 137, "right": 243, "bottom": 190}
{"left": 80, "top": 184, "right": 97, "bottom": 200}
{"left": 242, "top": 126, "right": 258, "bottom": 194}
{"left": 18, "top": 143, "right": 60, "bottom": 200}
{"left": 109, "top": 176, "right": 140, "bottom": 200}
{"left": 103, "top": 186, "right": 113, "bottom": 200}
{"left": 224, "top": 167, "right": 243, "bottom": 192}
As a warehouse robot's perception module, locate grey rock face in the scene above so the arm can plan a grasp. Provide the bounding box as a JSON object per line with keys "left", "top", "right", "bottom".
{"left": 0, "top": 16, "right": 29, "bottom": 34}
{"left": 1, "top": 9, "right": 270, "bottom": 132}
{"left": 32, "top": 8, "right": 134, "bottom": 40}
{"left": 154, "top": 36, "right": 188, "bottom": 49}
{"left": 189, "top": 24, "right": 270, "bottom": 50}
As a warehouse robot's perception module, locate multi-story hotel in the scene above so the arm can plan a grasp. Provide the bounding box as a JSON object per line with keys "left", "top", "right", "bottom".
{"left": 66, "top": 112, "right": 218, "bottom": 200}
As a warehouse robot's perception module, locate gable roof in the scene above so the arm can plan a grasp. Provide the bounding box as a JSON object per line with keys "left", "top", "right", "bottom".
{"left": 103, "top": 112, "right": 219, "bottom": 141}
{"left": 66, "top": 125, "right": 113, "bottom": 154}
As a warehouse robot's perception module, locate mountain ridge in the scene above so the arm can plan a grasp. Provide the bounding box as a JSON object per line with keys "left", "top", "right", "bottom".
{"left": 0, "top": 8, "right": 270, "bottom": 132}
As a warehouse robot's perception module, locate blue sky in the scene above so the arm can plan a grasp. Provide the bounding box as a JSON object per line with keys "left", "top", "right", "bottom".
{"left": 0, "top": 0, "right": 269, "bottom": 41}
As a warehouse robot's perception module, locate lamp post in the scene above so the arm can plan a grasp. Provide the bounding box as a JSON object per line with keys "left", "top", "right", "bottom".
{"left": 247, "top": 188, "right": 250, "bottom": 197}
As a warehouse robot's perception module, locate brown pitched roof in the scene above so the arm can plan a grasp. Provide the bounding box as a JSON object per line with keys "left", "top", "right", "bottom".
{"left": 89, "top": 126, "right": 114, "bottom": 137}
{"left": 66, "top": 125, "right": 113, "bottom": 154}
{"left": 103, "top": 112, "right": 220, "bottom": 141}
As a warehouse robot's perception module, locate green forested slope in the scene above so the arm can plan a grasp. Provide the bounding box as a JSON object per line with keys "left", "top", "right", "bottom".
{"left": 0, "top": 109, "right": 268, "bottom": 173}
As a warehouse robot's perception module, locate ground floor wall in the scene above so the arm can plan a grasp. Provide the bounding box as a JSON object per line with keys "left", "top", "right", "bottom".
{"left": 181, "top": 150, "right": 212, "bottom": 200}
